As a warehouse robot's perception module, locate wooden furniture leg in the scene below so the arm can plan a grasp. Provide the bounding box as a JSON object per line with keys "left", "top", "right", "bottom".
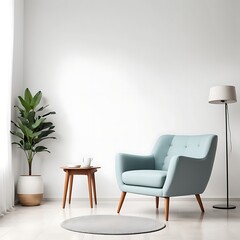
{"left": 68, "top": 175, "right": 73, "bottom": 204}
{"left": 195, "top": 194, "right": 205, "bottom": 212}
{"left": 164, "top": 197, "right": 170, "bottom": 221}
{"left": 156, "top": 196, "right": 159, "bottom": 209}
{"left": 87, "top": 173, "right": 93, "bottom": 208}
{"left": 62, "top": 170, "right": 70, "bottom": 208}
{"left": 91, "top": 173, "right": 97, "bottom": 205}
{"left": 117, "top": 192, "right": 126, "bottom": 213}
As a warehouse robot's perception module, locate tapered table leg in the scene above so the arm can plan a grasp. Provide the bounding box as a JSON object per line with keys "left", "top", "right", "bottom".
{"left": 62, "top": 170, "right": 70, "bottom": 208}
{"left": 68, "top": 175, "right": 74, "bottom": 204}
{"left": 87, "top": 173, "right": 93, "bottom": 208}
{"left": 91, "top": 173, "right": 97, "bottom": 205}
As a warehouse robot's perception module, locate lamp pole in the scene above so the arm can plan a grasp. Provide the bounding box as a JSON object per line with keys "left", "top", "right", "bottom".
{"left": 213, "top": 103, "right": 236, "bottom": 209}
{"left": 209, "top": 85, "right": 237, "bottom": 210}
{"left": 225, "top": 103, "right": 229, "bottom": 208}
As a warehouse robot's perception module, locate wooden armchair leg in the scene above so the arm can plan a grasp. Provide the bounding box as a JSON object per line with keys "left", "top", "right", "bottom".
{"left": 117, "top": 192, "right": 126, "bottom": 213}
{"left": 195, "top": 194, "right": 205, "bottom": 212}
{"left": 164, "top": 197, "right": 170, "bottom": 221}
{"left": 156, "top": 196, "right": 159, "bottom": 209}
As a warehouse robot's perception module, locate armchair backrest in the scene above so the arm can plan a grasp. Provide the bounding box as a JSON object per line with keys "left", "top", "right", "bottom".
{"left": 152, "top": 135, "right": 218, "bottom": 170}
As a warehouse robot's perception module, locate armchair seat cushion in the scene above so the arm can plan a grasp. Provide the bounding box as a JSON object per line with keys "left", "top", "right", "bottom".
{"left": 122, "top": 170, "right": 167, "bottom": 188}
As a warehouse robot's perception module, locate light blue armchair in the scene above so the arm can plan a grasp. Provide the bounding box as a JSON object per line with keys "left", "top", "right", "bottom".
{"left": 116, "top": 134, "right": 217, "bottom": 221}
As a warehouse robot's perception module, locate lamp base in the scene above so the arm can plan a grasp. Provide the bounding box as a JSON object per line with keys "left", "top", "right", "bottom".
{"left": 213, "top": 204, "right": 236, "bottom": 209}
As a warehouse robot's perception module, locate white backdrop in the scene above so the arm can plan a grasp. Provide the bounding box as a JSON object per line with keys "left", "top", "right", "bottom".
{"left": 13, "top": 0, "right": 240, "bottom": 199}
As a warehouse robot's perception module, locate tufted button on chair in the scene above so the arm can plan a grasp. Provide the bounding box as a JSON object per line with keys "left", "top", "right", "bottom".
{"left": 115, "top": 134, "right": 218, "bottom": 221}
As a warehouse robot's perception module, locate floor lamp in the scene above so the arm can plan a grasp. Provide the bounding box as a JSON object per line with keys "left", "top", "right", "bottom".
{"left": 209, "top": 85, "right": 237, "bottom": 209}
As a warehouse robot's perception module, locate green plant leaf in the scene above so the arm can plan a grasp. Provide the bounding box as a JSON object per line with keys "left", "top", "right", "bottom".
{"left": 42, "top": 111, "right": 56, "bottom": 117}
{"left": 36, "top": 104, "right": 49, "bottom": 112}
{"left": 24, "top": 126, "right": 33, "bottom": 137}
{"left": 18, "top": 96, "right": 31, "bottom": 112}
{"left": 18, "top": 117, "right": 29, "bottom": 126}
{"left": 38, "top": 130, "right": 55, "bottom": 138}
{"left": 18, "top": 123, "right": 33, "bottom": 138}
{"left": 14, "top": 105, "right": 24, "bottom": 115}
{"left": 26, "top": 111, "right": 35, "bottom": 124}
{"left": 37, "top": 122, "right": 53, "bottom": 130}
{"left": 42, "top": 150, "right": 50, "bottom": 153}
{"left": 16, "top": 131, "right": 24, "bottom": 139}
{"left": 12, "top": 142, "right": 22, "bottom": 147}
{"left": 12, "top": 142, "right": 24, "bottom": 150}
{"left": 10, "top": 131, "right": 24, "bottom": 139}
{"left": 30, "top": 131, "right": 42, "bottom": 138}
{"left": 23, "top": 142, "right": 32, "bottom": 150}
{"left": 35, "top": 146, "right": 49, "bottom": 153}
{"left": 24, "top": 88, "right": 32, "bottom": 104}
{"left": 11, "top": 120, "right": 20, "bottom": 129}
{"left": 31, "top": 91, "right": 42, "bottom": 109}
{"left": 34, "top": 136, "right": 56, "bottom": 144}
{"left": 32, "top": 118, "right": 46, "bottom": 129}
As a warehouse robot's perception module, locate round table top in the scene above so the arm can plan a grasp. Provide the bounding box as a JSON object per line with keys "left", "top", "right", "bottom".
{"left": 61, "top": 166, "right": 100, "bottom": 170}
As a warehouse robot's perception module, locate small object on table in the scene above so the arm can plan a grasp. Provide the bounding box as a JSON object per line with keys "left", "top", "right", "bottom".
{"left": 82, "top": 157, "right": 93, "bottom": 167}
{"left": 61, "top": 166, "right": 100, "bottom": 209}
{"left": 66, "top": 165, "right": 81, "bottom": 168}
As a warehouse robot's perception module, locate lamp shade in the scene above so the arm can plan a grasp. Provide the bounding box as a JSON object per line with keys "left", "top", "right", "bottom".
{"left": 208, "top": 85, "right": 237, "bottom": 104}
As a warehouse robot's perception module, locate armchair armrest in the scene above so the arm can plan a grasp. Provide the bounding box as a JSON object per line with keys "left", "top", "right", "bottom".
{"left": 163, "top": 155, "right": 214, "bottom": 197}
{"left": 115, "top": 153, "right": 155, "bottom": 188}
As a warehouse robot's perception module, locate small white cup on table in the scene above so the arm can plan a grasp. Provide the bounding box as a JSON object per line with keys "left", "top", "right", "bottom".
{"left": 82, "top": 157, "right": 93, "bottom": 167}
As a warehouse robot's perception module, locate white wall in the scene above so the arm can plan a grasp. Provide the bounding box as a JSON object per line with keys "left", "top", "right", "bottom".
{"left": 21, "top": 0, "right": 240, "bottom": 199}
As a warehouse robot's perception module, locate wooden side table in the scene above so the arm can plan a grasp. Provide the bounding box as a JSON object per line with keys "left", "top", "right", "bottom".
{"left": 61, "top": 166, "right": 100, "bottom": 208}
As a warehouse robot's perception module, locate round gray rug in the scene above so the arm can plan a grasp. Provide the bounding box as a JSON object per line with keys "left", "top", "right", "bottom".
{"left": 61, "top": 215, "right": 166, "bottom": 235}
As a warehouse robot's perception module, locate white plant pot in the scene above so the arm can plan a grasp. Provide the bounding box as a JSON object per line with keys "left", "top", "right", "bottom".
{"left": 17, "top": 175, "right": 43, "bottom": 206}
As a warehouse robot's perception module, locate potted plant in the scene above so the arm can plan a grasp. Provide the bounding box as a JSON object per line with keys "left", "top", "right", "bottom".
{"left": 11, "top": 88, "right": 56, "bottom": 206}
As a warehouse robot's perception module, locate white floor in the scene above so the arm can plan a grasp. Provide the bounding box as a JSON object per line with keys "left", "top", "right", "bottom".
{"left": 0, "top": 198, "right": 240, "bottom": 240}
